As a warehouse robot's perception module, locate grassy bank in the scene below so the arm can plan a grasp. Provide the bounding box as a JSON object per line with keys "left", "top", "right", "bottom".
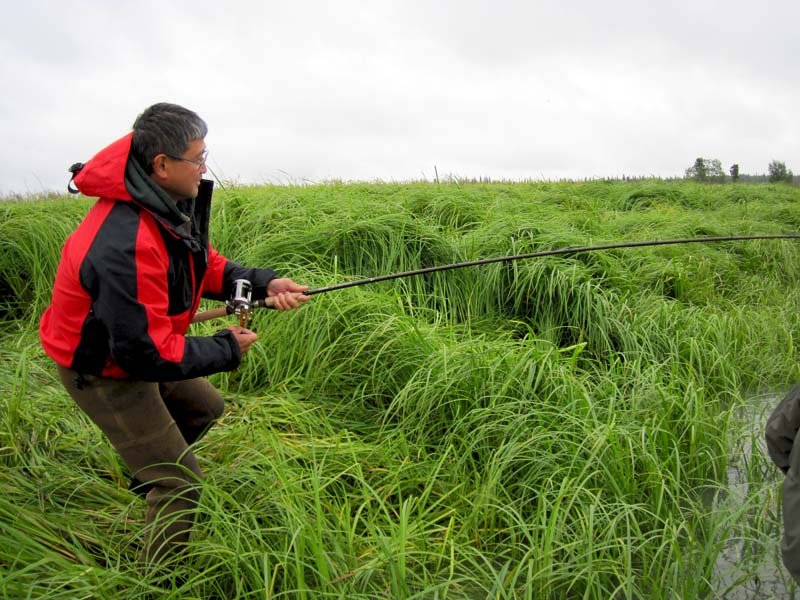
{"left": 1, "top": 180, "right": 799, "bottom": 598}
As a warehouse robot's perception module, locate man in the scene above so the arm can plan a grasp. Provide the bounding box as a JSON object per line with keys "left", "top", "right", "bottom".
{"left": 39, "top": 102, "right": 308, "bottom": 564}
{"left": 765, "top": 383, "right": 800, "bottom": 582}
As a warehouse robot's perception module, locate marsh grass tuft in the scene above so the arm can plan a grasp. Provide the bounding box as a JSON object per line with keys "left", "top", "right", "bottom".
{"left": 2, "top": 180, "right": 800, "bottom": 597}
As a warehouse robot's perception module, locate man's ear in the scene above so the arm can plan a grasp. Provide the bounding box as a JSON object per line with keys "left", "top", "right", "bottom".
{"left": 150, "top": 153, "right": 170, "bottom": 180}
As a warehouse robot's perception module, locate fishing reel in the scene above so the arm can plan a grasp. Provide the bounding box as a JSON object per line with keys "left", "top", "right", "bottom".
{"left": 192, "top": 278, "right": 278, "bottom": 327}
{"left": 226, "top": 279, "right": 253, "bottom": 327}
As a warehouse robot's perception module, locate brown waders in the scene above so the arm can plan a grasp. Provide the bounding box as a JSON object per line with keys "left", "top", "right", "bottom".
{"left": 56, "top": 365, "right": 224, "bottom": 565}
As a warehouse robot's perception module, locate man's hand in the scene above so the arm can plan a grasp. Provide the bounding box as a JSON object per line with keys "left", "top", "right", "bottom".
{"left": 267, "top": 278, "right": 310, "bottom": 310}
{"left": 228, "top": 326, "right": 259, "bottom": 354}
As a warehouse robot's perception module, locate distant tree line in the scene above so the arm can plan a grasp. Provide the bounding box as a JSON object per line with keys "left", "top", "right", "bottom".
{"left": 685, "top": 157, "right": 796, "bottom": 184}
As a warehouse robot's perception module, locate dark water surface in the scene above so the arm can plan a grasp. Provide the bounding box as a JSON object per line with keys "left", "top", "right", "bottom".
{"left": 712, "top": 394, "right": 797, "bottom": 599}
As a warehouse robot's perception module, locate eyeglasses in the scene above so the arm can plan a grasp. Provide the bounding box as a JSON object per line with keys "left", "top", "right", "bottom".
{"left": 166, "top": 149, "right": 209, "bottom": 168}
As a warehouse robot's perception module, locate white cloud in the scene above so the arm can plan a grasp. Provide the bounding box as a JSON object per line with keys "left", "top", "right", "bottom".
{"left": 1, "top": 0, "right": 798, "bottom": 194}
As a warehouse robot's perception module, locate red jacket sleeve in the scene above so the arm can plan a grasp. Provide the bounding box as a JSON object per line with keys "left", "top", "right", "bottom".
{"left": 93, "top": 215, "right": 242, "bottom": 381}
{"left": 201, "top": 242, "right": 278, "bottom": 302}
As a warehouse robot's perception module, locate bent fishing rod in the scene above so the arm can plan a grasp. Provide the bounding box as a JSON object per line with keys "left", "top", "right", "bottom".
{"left": 192, "top": 233, "right": 800, "bottom": 326}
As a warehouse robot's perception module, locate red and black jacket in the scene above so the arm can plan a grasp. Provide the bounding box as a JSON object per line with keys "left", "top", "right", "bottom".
{"left": 40, "top": 132, "right": 276, "bottom": 381}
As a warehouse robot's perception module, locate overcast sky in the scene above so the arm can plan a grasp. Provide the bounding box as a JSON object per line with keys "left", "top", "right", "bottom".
{"left": 2, "top": 0, "right": 798, "bottom": 195}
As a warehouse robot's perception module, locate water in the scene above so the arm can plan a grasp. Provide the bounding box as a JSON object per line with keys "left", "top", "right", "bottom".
{"left": 712, "top": 393, "right": 798, "bottom": 599}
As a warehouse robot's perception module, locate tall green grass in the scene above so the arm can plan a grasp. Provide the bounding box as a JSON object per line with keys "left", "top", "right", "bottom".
{"left": 2, "top": 180, "right": 799, "bottom": 598}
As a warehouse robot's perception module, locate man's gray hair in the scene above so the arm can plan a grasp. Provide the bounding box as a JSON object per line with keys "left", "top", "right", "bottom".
{"left": 132, "top": 103, "right": 208, "bottom": 174}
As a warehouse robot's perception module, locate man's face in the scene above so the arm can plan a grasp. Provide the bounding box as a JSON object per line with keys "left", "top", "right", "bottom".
{"left": 154, "top": 138, "right": 208, "bottom": 201}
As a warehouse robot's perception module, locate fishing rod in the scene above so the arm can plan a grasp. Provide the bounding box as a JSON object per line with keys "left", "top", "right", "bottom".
{"left": 192, "top": 233, "right": 800, "bottom": 325}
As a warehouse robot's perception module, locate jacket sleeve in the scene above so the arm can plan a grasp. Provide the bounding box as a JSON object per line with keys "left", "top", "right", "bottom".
{"left": 201, "top": 243, "right": 278, "bottom": 302}
{"left": 765, "top": 382, "right": 800, "bottom": 474}
{"left": 88, "top": 216, "right": 242, "bottom": 381}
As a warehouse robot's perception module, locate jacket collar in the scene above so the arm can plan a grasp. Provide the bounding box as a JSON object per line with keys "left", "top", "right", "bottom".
{"left": 124, "top": 155, "right": 192, "bottom": 236}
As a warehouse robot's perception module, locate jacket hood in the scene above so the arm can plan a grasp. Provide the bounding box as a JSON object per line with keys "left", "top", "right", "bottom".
{"left": 69, "top": 132, "right": 193, "bottom": 234}
{"left": 71, "top": 132, "right": 135, "bottom": 200}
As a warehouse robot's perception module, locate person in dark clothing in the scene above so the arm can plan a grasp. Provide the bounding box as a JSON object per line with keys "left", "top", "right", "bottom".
{"left": 765, "top": 382, "right": 800, "bottom": 582}
{"left": 40, "top": 103, "right": 308, "bottom": 564}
